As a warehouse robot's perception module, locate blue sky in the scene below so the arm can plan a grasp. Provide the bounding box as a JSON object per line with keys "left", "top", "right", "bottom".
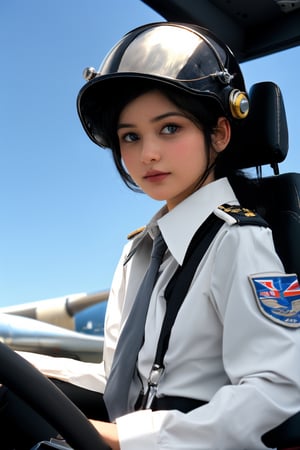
{"left": 1, "top": 1, "right": 299, "bottom": 307}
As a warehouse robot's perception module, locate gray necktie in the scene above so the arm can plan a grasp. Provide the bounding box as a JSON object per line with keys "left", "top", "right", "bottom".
{"left": 104, "top": 232, "right": 167, "bottom": 421}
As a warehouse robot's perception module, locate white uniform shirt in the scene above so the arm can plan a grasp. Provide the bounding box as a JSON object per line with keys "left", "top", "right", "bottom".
{"left": 108, "top": 178, "right": 300, "bottom": 449}
{"left": 22, "top": 178, "right": 300, "bottom": 449}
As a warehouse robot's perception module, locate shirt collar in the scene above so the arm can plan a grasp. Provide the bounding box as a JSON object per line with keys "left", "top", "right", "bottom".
{"left": 156, "top": 178, "right": 238, "bottom": 265}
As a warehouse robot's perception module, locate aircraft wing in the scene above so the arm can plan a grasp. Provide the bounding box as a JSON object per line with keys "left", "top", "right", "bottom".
{"left": 0, "top": 290, "right": 109, "bottom": 331}
{"left": 0, "top": 313, "right": 103, "bottom": 362}
{"left": 0, "top": 292, "right": 108, "bottom": 360}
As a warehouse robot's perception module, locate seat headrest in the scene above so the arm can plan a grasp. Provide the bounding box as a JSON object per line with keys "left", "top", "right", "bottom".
{"left": 224, "top": 81, "right": 289, "bottom": 170}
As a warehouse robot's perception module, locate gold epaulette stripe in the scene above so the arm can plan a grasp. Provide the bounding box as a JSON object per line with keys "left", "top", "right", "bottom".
{"left": 218, "top": 204, "right": 257, "bottom": 217}
{"left": 217, "top": 204, "right": 268, "bottom": 227}
{"left": 127, "top": 226, "right": 146, "bottom": 240}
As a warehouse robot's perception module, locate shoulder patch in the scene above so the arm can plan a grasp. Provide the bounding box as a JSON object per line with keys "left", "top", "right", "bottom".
{"left": 249, "top": 273, "right": 300, "bottom": 328}
{"left": 217, "top": 204, "right": 268, "bottom": 227}
{"left": 127, "top": 226, "right": 146, "bottom": 240}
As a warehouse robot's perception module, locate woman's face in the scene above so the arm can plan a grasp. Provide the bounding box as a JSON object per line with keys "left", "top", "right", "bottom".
{"left": 117, "top": 90, "right": 229, "bottom": 210}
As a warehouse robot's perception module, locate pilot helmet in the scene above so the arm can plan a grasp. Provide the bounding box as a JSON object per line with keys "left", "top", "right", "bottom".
{"left": 77, "top": 22, "right": 249, "bottom": 148}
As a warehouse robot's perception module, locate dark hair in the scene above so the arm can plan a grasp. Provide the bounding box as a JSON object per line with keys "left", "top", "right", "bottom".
{"left": 100, "top": 79, "right": 257, "bottom": 207}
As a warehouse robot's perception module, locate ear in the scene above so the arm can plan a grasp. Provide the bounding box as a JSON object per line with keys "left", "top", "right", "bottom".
{"left": 211, "top": 117, "right": 231, "bottom": 153}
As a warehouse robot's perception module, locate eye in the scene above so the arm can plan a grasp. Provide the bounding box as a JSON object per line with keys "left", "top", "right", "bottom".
{"left": 119, "top": 132, "right": 139, "bottom": 143}
{"left": 161, "top": 124, "right": 180, "bottom": 135}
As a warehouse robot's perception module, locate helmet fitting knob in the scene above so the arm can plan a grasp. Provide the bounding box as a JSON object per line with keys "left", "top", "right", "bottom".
{"left": 83, "top": 67, "right": 97, "bottom": 81}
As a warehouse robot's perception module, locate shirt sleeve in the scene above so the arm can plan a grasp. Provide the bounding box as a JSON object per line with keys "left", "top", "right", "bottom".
{"left": 17, "top": 351, "right": 107, "bottom": 393}
{"left": 116, "top": 225, "right": 300, "bottom": 450}
{"left": 102, "top": 242, "right": 130, "bottom": 376}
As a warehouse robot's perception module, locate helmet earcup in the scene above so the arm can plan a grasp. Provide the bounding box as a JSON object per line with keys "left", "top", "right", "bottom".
{"left": 229, "top": 89, "right": 250, "bottom": 119}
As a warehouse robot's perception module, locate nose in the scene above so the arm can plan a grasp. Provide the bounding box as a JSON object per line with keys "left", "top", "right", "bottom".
{"left": 140, "top": 136, "right": 161, "bottom": 163}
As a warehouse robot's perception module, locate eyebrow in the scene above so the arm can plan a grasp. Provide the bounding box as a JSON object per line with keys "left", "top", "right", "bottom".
{"left": 117, "top": 111, "right": 186, "bottom": 131}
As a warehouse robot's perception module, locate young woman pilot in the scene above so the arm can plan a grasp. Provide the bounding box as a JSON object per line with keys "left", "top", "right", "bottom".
{"left": 1, "top": 22, "right": 299, "bottom": 450}
{"left": 75, "top": 22, "right": 300, "bottom": 450}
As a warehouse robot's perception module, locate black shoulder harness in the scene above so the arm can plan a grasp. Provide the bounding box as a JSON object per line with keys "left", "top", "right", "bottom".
{"left": 142, "top": 205, "right": 268, "bottom": 408}
{"left": 152, "top": 204, "right": 268, "bottom": 375}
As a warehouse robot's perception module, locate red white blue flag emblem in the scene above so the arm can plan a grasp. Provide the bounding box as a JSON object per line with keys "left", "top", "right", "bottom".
{"left": 249, "top": 273, "right": 300, "bottom": 328}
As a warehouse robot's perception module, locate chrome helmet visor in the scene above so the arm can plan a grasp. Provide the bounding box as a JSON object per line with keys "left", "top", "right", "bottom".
{"left": 99, "top": 24, "right": 230, "bottom": 88}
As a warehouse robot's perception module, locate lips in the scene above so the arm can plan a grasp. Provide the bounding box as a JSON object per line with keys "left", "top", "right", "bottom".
{"left": 143, "top": 170, "right": 170, "bottom": 182}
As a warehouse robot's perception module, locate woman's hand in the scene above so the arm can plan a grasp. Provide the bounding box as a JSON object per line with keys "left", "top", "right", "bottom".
{"left": 89, "top": 419, "right": 120, "bottom": 450}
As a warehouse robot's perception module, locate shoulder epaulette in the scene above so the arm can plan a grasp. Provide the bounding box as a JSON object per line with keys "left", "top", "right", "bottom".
{"left": 127, "top": 226, "right": 146, "bottom": 240}
{"left": 215, "top": 204, "right": 269, "bottom": 227}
